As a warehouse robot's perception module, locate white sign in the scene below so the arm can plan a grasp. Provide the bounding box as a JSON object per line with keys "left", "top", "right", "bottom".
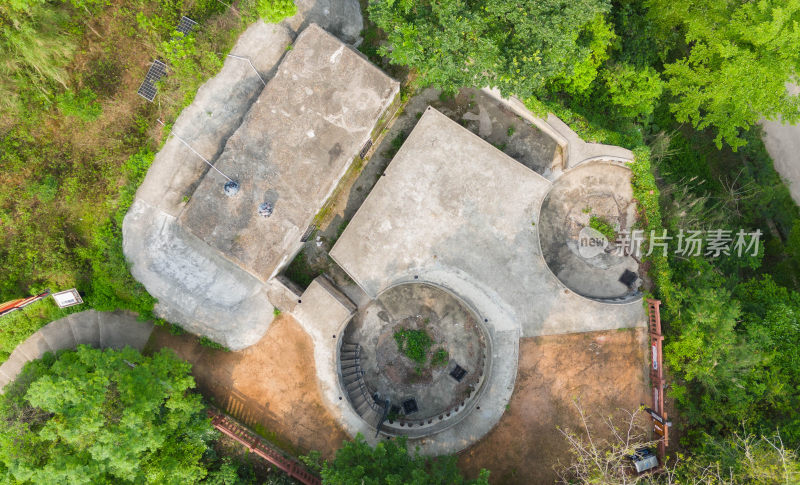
{"left": 52, "top": 289, "right": 83, "bottom": 308}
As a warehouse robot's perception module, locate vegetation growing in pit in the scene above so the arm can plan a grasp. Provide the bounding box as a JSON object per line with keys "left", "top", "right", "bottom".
{"left": 393, "top": 328, "right": 433, "bottom": 365}
{"left": 588, "top": 215, "right": 617, "bottom": 241}
{"left": 431, "top": 348, "right": 449, "bottom": 367}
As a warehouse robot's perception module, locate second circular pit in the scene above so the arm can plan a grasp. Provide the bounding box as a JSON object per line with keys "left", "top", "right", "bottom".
{"left": 341, "top": 283, "right": 489, "bottom": 435}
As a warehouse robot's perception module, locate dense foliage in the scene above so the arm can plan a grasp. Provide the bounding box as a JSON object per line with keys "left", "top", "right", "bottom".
{"left": 369, "top": 0, "right": 800, "bottom": 148}
{"left": 311, "top": 434, "right": 489, "bottom": 485}
{"left": 0, "top": 346, "right": 214, "bottom": 483}
{"left": 0, "top": 0, "right": 296, "bottom": 363}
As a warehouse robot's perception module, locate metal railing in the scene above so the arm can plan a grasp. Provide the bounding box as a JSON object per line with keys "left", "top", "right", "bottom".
{"left": 207, "top": 408, "right": 321, "bottom": 485}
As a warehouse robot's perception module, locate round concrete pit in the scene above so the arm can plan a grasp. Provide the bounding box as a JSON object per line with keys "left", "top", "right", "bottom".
{"left": 340, "top": 283, "right": 489, "bottom": 436}
{"left": 538, "top": 162, "right": 641, "bottom": 301}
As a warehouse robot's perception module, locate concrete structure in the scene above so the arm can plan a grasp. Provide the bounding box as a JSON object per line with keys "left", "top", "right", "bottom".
{"left": 180, "top": 24, "right": 398, "bottom": 282}
{"left": 331, "top": 108, "right": 643, "bottom": 338}
{"left": 320, "top": 107, "right": 644, "bottom": 453}
{"left": 118, "top": 15, "right": 644, "bottom": 455}
{"left": 539, "top": 162, "right": 640, "bottom": 301}
{"left": 123, "top": 23, "right": 399, "bottom": 349}
{"left": 761, "top": 83, "right": 800, "bottom": 205}
{"left": 0, "top": 310, "right": 154, "bottom": 391}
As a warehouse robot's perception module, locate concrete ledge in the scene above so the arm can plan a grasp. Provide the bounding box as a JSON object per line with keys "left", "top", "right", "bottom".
{"left": 39, "top": 315, "right": 77, "bottom": 352}
{"left": 0, "top": 311, "right": 155, "bottom": 392}
{"left": 292, "top": 277, "right": 376, "bottom": 444}
{"left": 15, "top": 332, "right": 52, "bottom": 362}
{"left": 99, "top": 312, "right": 154, "bottom": 350}
{"left": 480, "top": 88, "right": 634, "bottom": 172}
{"left": 294, "top": 276, "right": 356, "bottom": 339}
{"left": 69, "top": 310, "right": 101, "bottom": 347}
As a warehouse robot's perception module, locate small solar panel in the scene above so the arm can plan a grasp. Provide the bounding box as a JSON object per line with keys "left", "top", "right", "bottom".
{"left": 137, "top": 60, "right": 167, "bottom": 102}
{"left": 176, "top": 16, "right": 197, "bottom": 35}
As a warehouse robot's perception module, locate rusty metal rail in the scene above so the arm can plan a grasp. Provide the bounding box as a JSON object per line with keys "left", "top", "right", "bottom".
{"left": 207, "top": 408, "right": 321, "bottom": 485}
{"left": 646, "top": 299, "right": 670, "bottom": 460}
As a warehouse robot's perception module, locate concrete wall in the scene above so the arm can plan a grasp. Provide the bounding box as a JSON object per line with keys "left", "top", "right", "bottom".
{"left": 481, "top": 87, "right": 634, "bottom": 172}
{"left": 0, "top": 310, "right": 153, "bottom": 391}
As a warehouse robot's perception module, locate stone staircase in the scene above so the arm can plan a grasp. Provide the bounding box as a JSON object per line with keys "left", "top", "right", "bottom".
{"left": 340, "top": 343, "right": 384, "bottom": 427}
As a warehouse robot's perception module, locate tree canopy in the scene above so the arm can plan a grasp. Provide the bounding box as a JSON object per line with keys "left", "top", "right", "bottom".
{"left": 368, "top": 0, "right": 612, "bottom": 99}
{"left": 316, "top": 434, "right": 489, "bottom": 485}
{"left": 368, "top": 0, "right": 800, "bottom": 148}
{"left": 0, "top": 346, "right": 216, "bottom": 484}
{"left": 654, "top": 0, "right": 800, "bottom": 149}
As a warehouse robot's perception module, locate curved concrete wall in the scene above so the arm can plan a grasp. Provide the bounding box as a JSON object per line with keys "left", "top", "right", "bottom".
{"left": 0, "top": 310, "right": 154, "bottom": 391}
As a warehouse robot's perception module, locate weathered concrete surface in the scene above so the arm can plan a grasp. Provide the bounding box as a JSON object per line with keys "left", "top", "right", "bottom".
{"left": 124, "top": 22, "right": 294, "bottom": 349}
{"left": 539, "top": 162, "right": 640, "bottom": 300}
{"left": 125, "top": 200, "right": 273, "bottom": 349}
{"left": 0, "top": 311, "right": 153, "bottom": 391}
{"left": 761, "top": 84, "right": 800, "bottom": 205}
{"left": 283, "top": 0, "right": 363, "bottom": 45}
{"left": 331, "top": 108, "right": 645, "bottom": 340}
{"left": 136, "top": 22, "right": 293, "bottom": 218}
{"left": 483, "top": 88, "right": 634, "bottom": 172}
{"left": 343, "top": 283, "right": 486, "bottom": 420}
{"left": 292, "top": 277, "right": 376, "bottom": 443}
{"left": 180, "top": 24, "right": 399, "bottom": 282}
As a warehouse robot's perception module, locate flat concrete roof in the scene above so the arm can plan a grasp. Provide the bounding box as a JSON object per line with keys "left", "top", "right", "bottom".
{"left": 331, "top": 108, "right": 645, "bottom": 338}
{"left": 180, "top": 24, "right": 399, "bottom": 282}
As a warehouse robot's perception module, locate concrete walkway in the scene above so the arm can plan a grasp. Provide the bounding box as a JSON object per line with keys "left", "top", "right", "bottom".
{"left": 0, "top": 310, "right": 153, "bottom": 390}
{"left": 761, "top": 84, "right": 800, "bottom": 205}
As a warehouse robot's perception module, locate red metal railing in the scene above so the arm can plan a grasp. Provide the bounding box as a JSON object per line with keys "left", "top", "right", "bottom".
{"left": 0, "top": 290, "right": 50, "bottom": 317}
{"left": 207, "top": 408, "right": 321, "bottom": 485}
{"left": 646, "top": 299, "right": 669, "bottom": 459}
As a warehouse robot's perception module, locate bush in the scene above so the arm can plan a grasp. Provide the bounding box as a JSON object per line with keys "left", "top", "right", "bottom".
{"left": 588, "top": 215, "right": 616, "bottom": 240}
{"left": 393, "top": 329, "right": 433, "bottom": 365}
{"left": 248, "top": 0, "right": 297, "bottom": 23}
{"left": 55, "top": 88, "right": 102, "bottom": 122}
{"left": 0, "top": 346, "right": 215, "bottom": 483}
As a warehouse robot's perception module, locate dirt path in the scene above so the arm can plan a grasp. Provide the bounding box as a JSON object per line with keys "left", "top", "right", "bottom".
{"left": 146, "top": 315, "right": 348, "bottom": 458}
{"left": 459, "top": 328, "right": 649, "bottom": 484}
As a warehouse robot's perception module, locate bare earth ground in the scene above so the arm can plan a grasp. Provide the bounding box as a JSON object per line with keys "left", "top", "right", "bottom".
{"left": 459, "top": 327, "right": 650, "bottom": 485}
{"left": 146, "top": 315, "right": 348, "bottom": 458}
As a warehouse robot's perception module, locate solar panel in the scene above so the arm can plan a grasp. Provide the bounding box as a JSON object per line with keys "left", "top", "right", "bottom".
{"left": 137, "top": 60, "right": 167, "bottom": 102}
{"left": 176, "top": 16, "right": 197, "bottom": 35}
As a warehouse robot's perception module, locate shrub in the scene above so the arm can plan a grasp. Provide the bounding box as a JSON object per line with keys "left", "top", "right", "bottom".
{"left": 55, "top": 88, "right": 102, "bottom": 122}
{"left": 249, "top": 0, "right": 297, "bottom": 23}
{"left": 393, "top": 329, "right": 433, "bottom": 365}
{"left": 431, "top": 348, "right": 449, "bottom": 367}
{"left": 589, "top": 215, "right": 616, "bottom": 240}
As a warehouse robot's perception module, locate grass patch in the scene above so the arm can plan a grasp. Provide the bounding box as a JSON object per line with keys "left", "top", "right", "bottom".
{"left": 393, "top": 329, "right": 433, "bottom": 365}
{"left": 198, "top": 336, "right": 229, "bottom": 352}
{"left": 589, "top": 215, "right": 617, "bottom": 241}
{"left": 431, "top": 348, "right": 449, "bottom": 367}
{"left": 283, "top": 252, "right": 321, "bottom": 290}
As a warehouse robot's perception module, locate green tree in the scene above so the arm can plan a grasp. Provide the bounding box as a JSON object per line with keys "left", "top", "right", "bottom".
{"left": 650, "top": 0, "right": 800, "bottom": 149}
{"left": 368, "top": 0, "right": 612, "bottom": 98}
{"left": 0, "top": 346, "right": 216, "bottom": 484}
{"left": 664, "top": 287, "right": 761, "bottom": 435}
{"left": 318, "top": 434, "right": 489, "bottom": 485}
{"left": 672, "top": 431, "right": 800, "bottom": 484}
